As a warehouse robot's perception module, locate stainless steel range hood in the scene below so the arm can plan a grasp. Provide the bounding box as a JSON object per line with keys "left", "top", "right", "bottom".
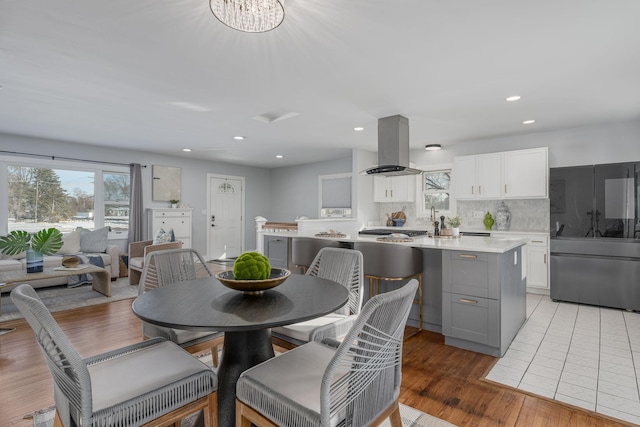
{"left": 361, "top": 115, "right": 422, "bottom": 176}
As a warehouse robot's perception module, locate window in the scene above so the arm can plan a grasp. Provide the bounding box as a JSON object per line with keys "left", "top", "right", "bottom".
{"left": 319, "top": 173, "right": 352, "bottom": 218}
{"left": 423, "top": 170, "right": 451, "bottom": 211}
{"left": 416, "top": 164, "right": 455, "bottom": 218}
{"left": 4, "top": 160, "right": 129, "bottom": 235}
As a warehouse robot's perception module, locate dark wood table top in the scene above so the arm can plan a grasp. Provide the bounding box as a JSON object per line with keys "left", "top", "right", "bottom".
{"left": 132, "top": 274, "right": 348, "bottom": 332}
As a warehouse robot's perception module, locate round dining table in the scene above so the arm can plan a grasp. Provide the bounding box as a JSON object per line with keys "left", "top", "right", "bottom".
{"left": 132, "top": 273, "right": 348, "bottom": 427}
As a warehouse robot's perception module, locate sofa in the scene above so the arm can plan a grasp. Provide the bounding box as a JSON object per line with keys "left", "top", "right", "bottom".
{"left": 128, "top": 239, "right": 183, "bottom": 285}
{"left": 0, "top": 227, "right": 121, "bottom": 293}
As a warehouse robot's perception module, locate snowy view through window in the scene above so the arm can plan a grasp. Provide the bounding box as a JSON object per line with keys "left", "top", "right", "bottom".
{"left": 7, "top": 165, "right": 129, "bottom": 234}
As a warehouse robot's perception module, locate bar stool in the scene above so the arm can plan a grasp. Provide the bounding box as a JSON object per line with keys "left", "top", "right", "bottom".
{"left": 353, "top": 241, "right": 423, "bottom": 336}
{"left": 291, "top": 237, "right": 341, "bottom": 273}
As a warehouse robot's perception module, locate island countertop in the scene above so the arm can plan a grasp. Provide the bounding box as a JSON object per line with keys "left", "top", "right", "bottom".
{"left": 261, "top": 231, "right": 527, "bottom": 253}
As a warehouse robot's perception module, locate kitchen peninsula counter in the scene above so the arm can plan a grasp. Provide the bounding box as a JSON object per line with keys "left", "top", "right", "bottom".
{"left": 261, "top": 230, "right": 527, "bottom": 254}
{"left": 259, "top": 230, "right": 526, "bottom": 357}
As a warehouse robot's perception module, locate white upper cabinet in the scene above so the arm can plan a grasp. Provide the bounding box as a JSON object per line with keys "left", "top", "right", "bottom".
{"left": 454, "top": 147, "right": 548, "bottom": 200}
{"left": 454, "top": 153, "right": 501, "bottom": 199}
{"left": 503, "top": 148, "right": 548, "bottom": 198}
{"left": 373, "top": 174, "right": 416, "bottom": 202}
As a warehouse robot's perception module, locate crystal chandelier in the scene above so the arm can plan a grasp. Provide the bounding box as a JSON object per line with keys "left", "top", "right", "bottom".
{"left": 210, "top": 0, "right": 285, "bottom": 33}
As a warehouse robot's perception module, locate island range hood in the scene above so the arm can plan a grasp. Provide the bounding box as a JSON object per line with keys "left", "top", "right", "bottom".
{"left": 361, "top": 114, "right": 422, "bottom": 176}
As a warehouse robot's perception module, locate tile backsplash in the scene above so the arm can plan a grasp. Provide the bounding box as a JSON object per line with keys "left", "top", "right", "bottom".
{"left": 375, "top": 199, "right": 550, "bottom": 232}
{"left": 457, "top": 199, "right": 550, "bottom": 231}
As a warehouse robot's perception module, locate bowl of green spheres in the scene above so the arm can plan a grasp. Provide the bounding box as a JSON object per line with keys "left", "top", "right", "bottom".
{"left": 216, "top": 251, "right": 291, "bottom": 294}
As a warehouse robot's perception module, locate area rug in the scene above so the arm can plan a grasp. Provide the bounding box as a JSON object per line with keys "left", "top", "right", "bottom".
{"left": 29, "top": 352, "right": 456, "bottom": 427}
{"left": 0, "top": 277, "right": 137, "bottom": 323}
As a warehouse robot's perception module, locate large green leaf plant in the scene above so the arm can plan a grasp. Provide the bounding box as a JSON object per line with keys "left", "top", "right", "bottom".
{"left": 0, "top": 228, "right": 63, "bottom": 256}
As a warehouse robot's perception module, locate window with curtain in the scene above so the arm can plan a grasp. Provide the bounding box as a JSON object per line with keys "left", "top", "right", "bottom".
{"left": 6, "top": 163, "right": 130, "bottom": 234}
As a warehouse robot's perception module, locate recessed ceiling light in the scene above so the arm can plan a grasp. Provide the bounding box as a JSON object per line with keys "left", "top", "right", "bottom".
{"left": 182, "top": 148, "right": 192, "bottom": 152}
{"left": 354, "top": 127, "right": 364, "bottom": 131}
{"left": 275, "top": 154, "right": 284, "bottom": 159}
{"left": 506, "top": 95, "right": 521, "bottom": 102}
{"left": 522, "top": 119, "right": 536, "bottom": 125}
{"left": 425, "top": 144, "right": 442, "bottom": 151}
{"left": 233, "top": 136, "right": 245, "bottom": 140}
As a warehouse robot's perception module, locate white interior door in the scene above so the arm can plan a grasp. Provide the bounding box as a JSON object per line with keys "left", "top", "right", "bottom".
{"left": 208, "top": 175, "right": 244, "bottom": 260}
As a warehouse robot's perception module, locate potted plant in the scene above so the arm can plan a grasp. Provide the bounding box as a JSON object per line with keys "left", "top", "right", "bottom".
{"left": 446, "top": 215, "right": 463, "bottom": 237}
{"left": 169, "top": 199, "right": 180, "bottom": 208}
{"left": 0, "top": 228, "right": 63, "bottom": 273}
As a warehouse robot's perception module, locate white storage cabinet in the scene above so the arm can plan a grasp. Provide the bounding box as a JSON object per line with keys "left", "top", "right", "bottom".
{"left": 147, "top": 208, "right": 192, "bottom": 248}
{"left": 373, "top": 174, "right": 416, "bottom": 202}
{"left": 454, "top": 147, "right": 548, "bottom": 200}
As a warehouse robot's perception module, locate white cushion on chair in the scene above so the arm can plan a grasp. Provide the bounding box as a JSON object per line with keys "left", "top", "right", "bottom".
{"left": 238, "top": 342, "right": 335, "bottom": 415}
{"left": 271, "top": 314, "right": 348, "bottom": 342}
{"left": 88, "top": 340, "right": 215, "bottom": 411}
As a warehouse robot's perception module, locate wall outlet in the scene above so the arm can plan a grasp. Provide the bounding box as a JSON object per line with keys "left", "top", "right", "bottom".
{"left": 473, "top": 211, "right": 484, "bottom": 219}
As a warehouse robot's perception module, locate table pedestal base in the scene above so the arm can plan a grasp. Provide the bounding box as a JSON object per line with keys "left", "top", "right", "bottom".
{"left": 217, "top": 329, "right": 275, "bottom": 427}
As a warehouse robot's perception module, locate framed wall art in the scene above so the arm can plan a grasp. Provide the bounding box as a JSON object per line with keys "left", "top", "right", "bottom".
{"left": 152, "top": 165, "right": 182, "bottom": 201}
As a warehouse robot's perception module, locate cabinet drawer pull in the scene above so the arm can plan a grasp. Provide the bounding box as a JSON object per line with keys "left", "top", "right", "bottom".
{"left": 531, "top": 240, "right": 544, "bottom": 243}
{"left": 458, "top": 298, "right": 478, "bottom": 304}
{"left": 459, "top": 254, "right": 477, "bottom": 259}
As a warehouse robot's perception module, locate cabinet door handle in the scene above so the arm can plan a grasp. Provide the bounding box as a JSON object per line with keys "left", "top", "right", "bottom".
{"left": 544, "top": 254, "right": 547, "bottom": 264}
{"left": 478, "top": 185, "right": 482, "bottom": 194}
{"left": 390, "top": 190, "right": 393, "bottom": 198}
{"left": 385, "top": 190, "right": 388, "bottom": 197}
{"left": 459, "top": 254, "right": 477, "bottom": 259}
{"left": 458, "top": 298, "right": 478, "bottom": 304}
{"left": 504, "top": 184, "right": 508, "bottom": 193}
{"left": 471, "top": 186, "right": 474, "bottom": 195}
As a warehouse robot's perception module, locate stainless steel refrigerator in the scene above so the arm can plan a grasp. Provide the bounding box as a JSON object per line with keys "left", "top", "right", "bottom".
{"left": 549, "top": 161, "right": 640, "bottom": 310}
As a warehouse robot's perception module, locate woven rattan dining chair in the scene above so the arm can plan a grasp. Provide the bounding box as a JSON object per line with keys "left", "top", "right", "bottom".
{"left": 11, "top": 283, "right": 218, "bottom": 427}
{"left": 139, "top": 248, "right": 223, "bottom": 362}
{"left": 271, "top": 247, "right": 364, "bottom": 347}
{"left": 237, "top": 279, "right": 419, "bottom": 427}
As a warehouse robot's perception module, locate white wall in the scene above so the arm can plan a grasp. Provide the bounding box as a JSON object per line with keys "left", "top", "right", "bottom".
{"left": 268, "top": 156, "right": 352, "bottom": 221}
{"left": 410, "top": 118, "right": 640, "bottom": 168}
{"left": 0, "top": 133, "right": 271, "bottom": 254}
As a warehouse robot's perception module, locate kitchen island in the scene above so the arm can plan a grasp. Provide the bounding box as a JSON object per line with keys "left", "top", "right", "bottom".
{"left": 259, "top": 228, "right": 527, "bottom": 357}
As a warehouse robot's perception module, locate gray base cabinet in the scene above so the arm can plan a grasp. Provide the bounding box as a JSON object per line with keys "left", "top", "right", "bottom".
{"left": 442, "top": 248, "right": 525, "bottom": 357}
{"left": 263, "top": 236, "right": 291, "bottom": 269}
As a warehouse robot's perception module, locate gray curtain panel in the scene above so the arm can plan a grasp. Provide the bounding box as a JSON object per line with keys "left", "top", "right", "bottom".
{"left": 128, "top": 163, "right": 144, "bottom": 244}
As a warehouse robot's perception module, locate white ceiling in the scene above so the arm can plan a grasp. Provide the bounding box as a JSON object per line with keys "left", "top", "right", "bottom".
{"left": 1, "top": 0, "right": 639, "bottom": 168}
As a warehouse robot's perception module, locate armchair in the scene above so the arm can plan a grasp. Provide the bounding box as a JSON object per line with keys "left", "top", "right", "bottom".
{"left": 128, "top": 239, "right": 182, "bottom": 285}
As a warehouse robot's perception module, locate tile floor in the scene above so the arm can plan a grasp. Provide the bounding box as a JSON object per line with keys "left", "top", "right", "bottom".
{"left": 486, "top": 294, "right": 640, "bottom": 425}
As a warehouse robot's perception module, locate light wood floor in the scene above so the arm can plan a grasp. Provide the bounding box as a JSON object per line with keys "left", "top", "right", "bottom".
{"left": 0, "top": 297, "right": 631, "bottom": 427}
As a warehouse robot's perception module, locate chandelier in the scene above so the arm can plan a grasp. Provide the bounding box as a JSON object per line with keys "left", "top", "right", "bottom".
{"left": 210, "top": 0, "right": 285, "bottom": 33}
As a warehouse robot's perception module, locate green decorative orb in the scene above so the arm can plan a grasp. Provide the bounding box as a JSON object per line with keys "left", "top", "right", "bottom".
{"left": 233, "top": 251, "right": 271, "bottom": 280}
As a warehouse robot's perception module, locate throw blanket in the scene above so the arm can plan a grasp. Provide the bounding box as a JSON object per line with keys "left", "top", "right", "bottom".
{"left": 67, "top": 255, "right": 105, "bottom": 288}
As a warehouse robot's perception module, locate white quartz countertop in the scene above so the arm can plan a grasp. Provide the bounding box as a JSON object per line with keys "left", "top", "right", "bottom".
{"left": 261, "top": 231, "right": 527, "bottom": 253}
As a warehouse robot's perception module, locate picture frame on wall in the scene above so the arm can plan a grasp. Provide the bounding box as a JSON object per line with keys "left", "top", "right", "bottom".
{"left": 152, "top": 165, "right": 182, "bottom": 201}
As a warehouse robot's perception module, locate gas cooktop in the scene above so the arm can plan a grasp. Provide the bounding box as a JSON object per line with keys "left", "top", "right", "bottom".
{"left": 358, "top": 229, "right": 428, "bottom": 237}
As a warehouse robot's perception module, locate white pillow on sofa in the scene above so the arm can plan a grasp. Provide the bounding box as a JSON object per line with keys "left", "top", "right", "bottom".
{"left": 58, "top": 229, "right": 82, "bottom": 254}
{"left": 79, "top": 226, "right": 109, "bottom": 253}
